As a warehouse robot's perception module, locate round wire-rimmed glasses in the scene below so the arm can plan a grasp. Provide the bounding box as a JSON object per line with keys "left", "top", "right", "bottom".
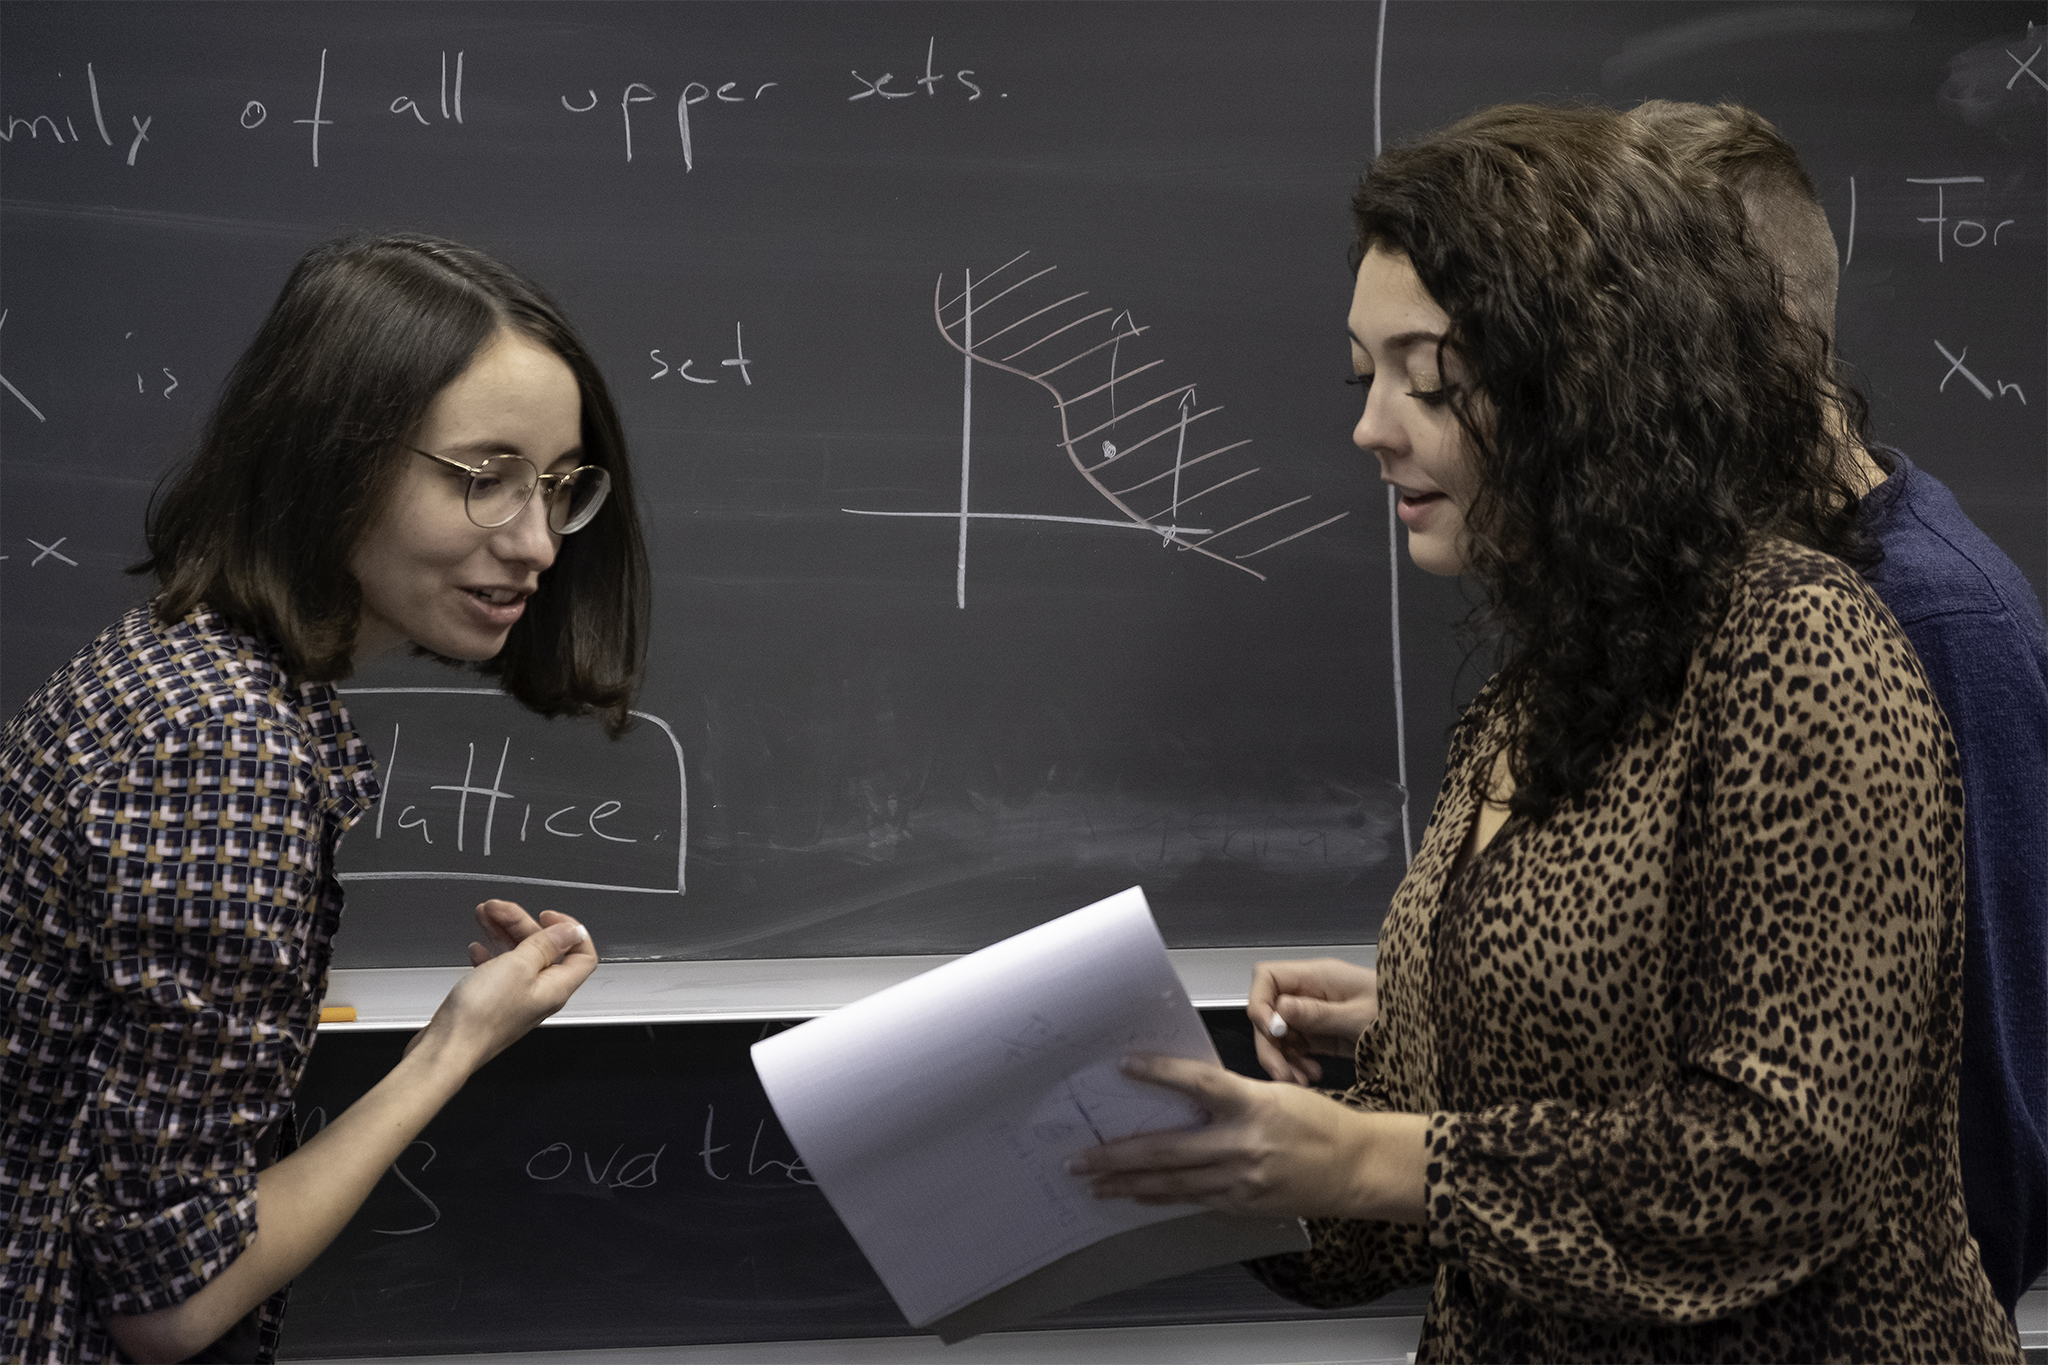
{"left": 411, "top": 448, "right": 612, "bottom": 534}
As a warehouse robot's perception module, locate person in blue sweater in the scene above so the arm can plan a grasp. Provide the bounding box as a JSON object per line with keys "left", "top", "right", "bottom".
{"left": 1624, "top": 100, "right": 2047, "bottom": 1315}
{"left": 1254, "top": 101, "right": 2048, "bottom": 1317}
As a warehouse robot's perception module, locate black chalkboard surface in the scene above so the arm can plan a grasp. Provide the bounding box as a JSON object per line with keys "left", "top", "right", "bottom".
{"left": 3, "top": 2, "right": 2041, "bottom": 969}
{"left": 279, "top": 1014, "right": 1393, "bottom": 1358}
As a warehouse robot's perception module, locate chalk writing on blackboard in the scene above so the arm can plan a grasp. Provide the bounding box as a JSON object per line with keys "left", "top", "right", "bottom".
{"left": 1907, "top": 177, "right": 2018, "bottom": 262}
{"left": 560, "top": 75, "right": 778, "bottom": 167}
{"left": 648, "top": 323, "right": 752, "bottom": 385}
{"left": 849, "top": 38, "right": 988, "bottom": 102}
{"left": 0, "top": 311, "right": 48, "bottom": 422}
{"left": 1, "top": 62, "right": 147, "bottom": 162}
{"left": 301, "top": 1110, "right": 442, "bottom": 1237}
{"left": 334, "top": 687, "right": 688, "bottom": 895}
{"left": 2007, "top": 43, "right": 2044, "bottom": 91}
{"left": 842, "top": 253, "right": 1347, "bottom": 607}
{"left": 293, "top": 48, "right": 332, "bottom": 168}
{"left": 389, "top": 50, "right": 465, "bottom": 127}
{"left": 1934, "top": 341, "right": 2028, "bottom": 405}
{"left": 699, "top": 1105, "right": 815, "bottom": 1185}
{"left": 525, "top": 1140, "right": 667, "bottom": 1189}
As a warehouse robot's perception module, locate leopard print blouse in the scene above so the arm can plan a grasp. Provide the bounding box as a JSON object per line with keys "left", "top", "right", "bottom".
{"left": 1253, "top": 539, "right": 2021, "bottom": 1363}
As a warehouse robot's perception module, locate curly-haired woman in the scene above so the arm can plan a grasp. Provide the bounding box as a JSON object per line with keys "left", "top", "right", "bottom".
{"left": 1, "top": 235, "right": 648, "bottom": 1362}
{"left": 1072, "top": 105, "right": 2020, "bottom": 1362}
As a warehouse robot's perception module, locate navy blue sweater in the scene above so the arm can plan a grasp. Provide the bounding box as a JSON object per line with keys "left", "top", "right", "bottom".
{"left": 1862, "top": 449, "right": 2048, "bottom": 1312}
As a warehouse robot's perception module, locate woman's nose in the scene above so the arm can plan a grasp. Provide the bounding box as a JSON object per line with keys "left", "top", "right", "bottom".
{"left": 1352, "top": 385, "right": 1404, "bottom": 473}
{"left": 491, "top": 492, "right": 559, "bottom": 572}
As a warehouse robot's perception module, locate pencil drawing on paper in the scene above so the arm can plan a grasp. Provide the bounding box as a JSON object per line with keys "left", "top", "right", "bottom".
{"left": 842, "top": 252, "right": 1349, "bottom": 607}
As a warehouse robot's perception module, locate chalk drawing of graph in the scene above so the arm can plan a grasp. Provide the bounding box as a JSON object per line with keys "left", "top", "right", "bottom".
{"left": 843, "top": 252, "right": 1348, "bottom": 607}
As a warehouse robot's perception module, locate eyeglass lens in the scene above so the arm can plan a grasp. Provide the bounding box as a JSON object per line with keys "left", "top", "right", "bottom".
{"left": 465, "top": 457, "right": 612, "bottom": 534}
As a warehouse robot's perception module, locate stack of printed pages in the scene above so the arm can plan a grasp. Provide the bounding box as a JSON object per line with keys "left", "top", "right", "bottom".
{"left": 752, "top": 886, "right": 1307, "bottom": 1342}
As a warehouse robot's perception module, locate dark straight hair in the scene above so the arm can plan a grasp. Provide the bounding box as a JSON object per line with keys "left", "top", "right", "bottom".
{"left": 1353, "top": 104, "right": 1869, "bottom": 821}
{"left": 137, "top": 232, "right": 649, "bottom": 735}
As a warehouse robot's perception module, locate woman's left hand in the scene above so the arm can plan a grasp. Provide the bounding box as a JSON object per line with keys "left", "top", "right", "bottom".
{"left": 1067, "top": 1055, "right": 1429, "bottom": 1224}
{"left": 467, "top": 898, "right": 570, "bottom": 965}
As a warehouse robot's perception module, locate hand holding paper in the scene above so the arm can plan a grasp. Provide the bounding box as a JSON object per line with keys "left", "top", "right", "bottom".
{"left": 750, "top": 887, "right": 1307, "bottom": 1341}
{"left": 1069, "top": 1053, "right": 1429, "bottom": 1223}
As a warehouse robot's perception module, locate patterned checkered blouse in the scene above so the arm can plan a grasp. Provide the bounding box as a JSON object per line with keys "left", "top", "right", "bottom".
{"left": 1, "top": 605, "right": 379, "bottom": 1363}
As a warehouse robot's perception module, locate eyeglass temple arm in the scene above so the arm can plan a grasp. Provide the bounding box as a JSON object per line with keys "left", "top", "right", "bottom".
{"left": 411, "top": 447, "right": 487, "bottom": 475}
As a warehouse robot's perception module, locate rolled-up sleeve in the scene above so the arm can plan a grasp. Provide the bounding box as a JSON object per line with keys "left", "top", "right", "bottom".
{"left": 73, "top": 720, "right": 329, "bottom": 1316}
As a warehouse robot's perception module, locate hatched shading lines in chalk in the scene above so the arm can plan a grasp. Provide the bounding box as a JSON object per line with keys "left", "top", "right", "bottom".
{"left": 926, "top": 251, "right": 1347, "bottom": 584}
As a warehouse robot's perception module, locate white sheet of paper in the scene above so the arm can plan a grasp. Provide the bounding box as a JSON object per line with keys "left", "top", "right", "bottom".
{"left": 750, "top": 886, "right": 1224, "bottom": 1328}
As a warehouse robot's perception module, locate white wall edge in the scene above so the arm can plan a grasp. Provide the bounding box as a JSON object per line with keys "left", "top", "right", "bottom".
{"left": 321, "top": 944, "right": 1378, "bottom": 1031}
{"left": 287, "top": 1312, "right": 1425, "bottom": 1364}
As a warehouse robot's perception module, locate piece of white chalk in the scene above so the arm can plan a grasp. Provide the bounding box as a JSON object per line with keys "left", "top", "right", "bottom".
{"left": 1267, "top": 1015, "right": 1287, "bottom": 1038}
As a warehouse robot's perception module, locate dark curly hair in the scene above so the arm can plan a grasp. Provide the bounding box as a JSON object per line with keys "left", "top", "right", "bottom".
{"left": 136, "top": 233, "right": 649, "bottom": 736}
{"left": 1354, "top": 104, "right": 1870, "bottom": 821}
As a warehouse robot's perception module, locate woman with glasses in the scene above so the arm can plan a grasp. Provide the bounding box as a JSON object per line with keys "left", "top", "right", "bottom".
{"left": 0, "top": 234, "right": 649, "bottom": 1363}
{"left": 1069, "top": 106, "right": 2019, "bottom": 1362}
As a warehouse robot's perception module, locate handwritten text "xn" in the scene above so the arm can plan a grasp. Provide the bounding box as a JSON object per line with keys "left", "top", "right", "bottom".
{"left": 1934, "top": 342, "right": 2026, "bottom": 405}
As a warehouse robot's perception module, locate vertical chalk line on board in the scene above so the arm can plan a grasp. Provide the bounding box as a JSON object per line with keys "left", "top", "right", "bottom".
{"left": 957, "top": 270, "right": 973, "bottom": 609}
{"left": 1373, "top": 0, "right": 1386, "bottom": 160}
{"left": 87, "top": 64, "right": 113, "bottom": 145}
{"left": 1375, "top": 0, "right": 1414, "bottom": 867}
{"left": 1388, "top": 490, "right": 1412, "bottom": 865}
{"left": 1844, "top": 176, "right": 1857, "bottom": 269}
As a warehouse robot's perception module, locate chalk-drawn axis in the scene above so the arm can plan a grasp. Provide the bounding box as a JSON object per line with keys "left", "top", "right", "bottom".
{"left": 931, "top": 252, "right": 1349, "bottom": 581}
{"left": 841, "top": 253, "right": 1347, "bottom": 604}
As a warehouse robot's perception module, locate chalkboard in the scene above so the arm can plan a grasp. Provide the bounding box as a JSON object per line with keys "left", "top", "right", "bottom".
{"left": 278, "top": 1013, "right": 1395, "bottom": 1358}
{"left": 3, "top": 2, "right": 2041, "bottom": 968}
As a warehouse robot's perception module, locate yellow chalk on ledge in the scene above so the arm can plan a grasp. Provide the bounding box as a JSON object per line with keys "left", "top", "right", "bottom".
{"left": 319, "top": 1006, "right": 357, "bottom": 1024}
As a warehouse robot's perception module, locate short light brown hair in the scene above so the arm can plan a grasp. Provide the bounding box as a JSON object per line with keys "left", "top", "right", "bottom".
{"left": 137, "top": 234, "right": 649, "bottom": 735}
{"left": 1626, "top": 100, "right": 1839, "bottom": 341}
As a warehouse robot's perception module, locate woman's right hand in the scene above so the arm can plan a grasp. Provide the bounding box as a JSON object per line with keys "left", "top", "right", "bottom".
{"left": 1247, "top": 958, "right": 1378, "bottom": 1085}
{"left": 411, "top": 899, "right": 597, "bottom": 1070}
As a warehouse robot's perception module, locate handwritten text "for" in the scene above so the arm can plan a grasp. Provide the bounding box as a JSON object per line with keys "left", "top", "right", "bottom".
{"left": 1908, "top": 178, "right": 2017, "bottom": 263}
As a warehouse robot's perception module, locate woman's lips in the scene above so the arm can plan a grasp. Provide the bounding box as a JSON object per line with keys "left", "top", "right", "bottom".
{"left": 461, "top": 586, "right": 529, "bottom": 629}
{"left": 1394, "top": 490, "right": 1446, "bottom": 529}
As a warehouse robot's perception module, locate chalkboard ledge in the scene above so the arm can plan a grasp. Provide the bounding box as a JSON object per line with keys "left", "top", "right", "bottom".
{"left": 321, "top": 946, "right": 1377, "bottom": 1031}
{"left": 285, "top": 1312, "right": 1424, "bottom": 1364}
